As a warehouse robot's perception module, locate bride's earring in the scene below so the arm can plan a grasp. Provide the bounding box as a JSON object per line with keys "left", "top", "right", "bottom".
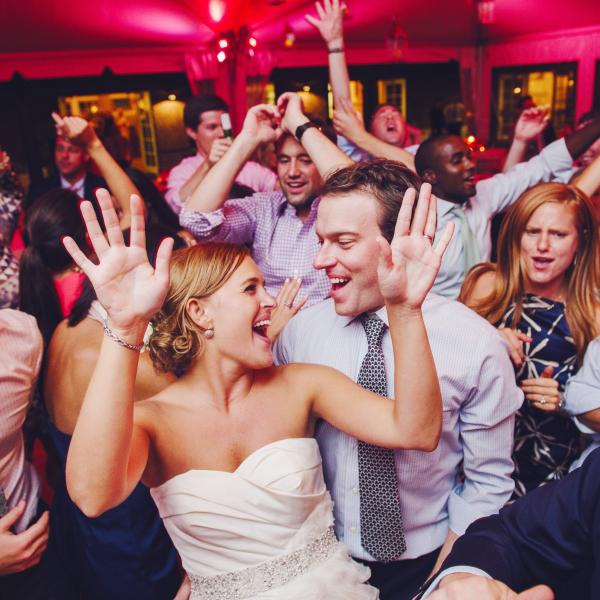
{"left": 204, "top": 328, "right": 214, "bottom": 339}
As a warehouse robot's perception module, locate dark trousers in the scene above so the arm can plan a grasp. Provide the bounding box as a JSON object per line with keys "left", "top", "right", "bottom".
{"left": 359, "top": 546, "right": 442, "bottom": 600}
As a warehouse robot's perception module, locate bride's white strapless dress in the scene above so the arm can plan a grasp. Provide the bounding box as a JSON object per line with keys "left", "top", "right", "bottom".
{"left": 150, "top": 438, "right": 378, "bottom": 599}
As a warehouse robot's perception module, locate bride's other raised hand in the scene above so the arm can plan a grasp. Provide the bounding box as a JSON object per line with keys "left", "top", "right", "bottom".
{"left": 376, "top": 183, "right": 454, "bottom": 311}
{"left": 62, "top": 189, "right": 173, "bottom": 340}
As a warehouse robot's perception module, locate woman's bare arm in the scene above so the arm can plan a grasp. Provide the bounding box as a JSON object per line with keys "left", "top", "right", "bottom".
{"left": 63, "top": 190, "right": 173, "bottom": 516}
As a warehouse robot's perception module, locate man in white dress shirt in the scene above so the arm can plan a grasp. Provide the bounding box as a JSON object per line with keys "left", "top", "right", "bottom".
{"left": 414, "top": 116, "right": 600, "bottom": 299}
{"left": 274, "top": 159, "right": 523, "bottom": 600}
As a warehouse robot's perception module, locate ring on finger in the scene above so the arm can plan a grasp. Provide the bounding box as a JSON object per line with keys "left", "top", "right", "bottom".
{"left": 539, "top": 396, "right": 547, "bottom": 405}
{"left": 423, "top": 234, "right": 433, "bottom": 243}
{"left": 284, "top": 302, "right": 293, "bottom": 309}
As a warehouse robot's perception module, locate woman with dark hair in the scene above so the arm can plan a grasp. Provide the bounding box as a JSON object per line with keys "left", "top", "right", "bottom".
{"left": 19, "top": 188, "right": 87, "bottom": 343}
{"left": 460, "top": 182, "right": 600, "bottom": 496}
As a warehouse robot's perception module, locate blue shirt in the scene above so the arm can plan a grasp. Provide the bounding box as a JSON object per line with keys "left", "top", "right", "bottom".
{"left": 275, "top": 294, "right": 522, "bottom": 560}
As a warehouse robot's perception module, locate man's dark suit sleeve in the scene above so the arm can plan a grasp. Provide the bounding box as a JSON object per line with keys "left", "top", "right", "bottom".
{"left": 435, "top": 448, "right": 600, "bottom": 591}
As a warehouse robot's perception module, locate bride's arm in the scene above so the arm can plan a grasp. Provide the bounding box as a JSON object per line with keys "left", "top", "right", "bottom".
{"left": 63, "top": 190, "right": 173, "bottom": 516}
{"left": 307, "top": 185, "right": 453, "bottom": 450}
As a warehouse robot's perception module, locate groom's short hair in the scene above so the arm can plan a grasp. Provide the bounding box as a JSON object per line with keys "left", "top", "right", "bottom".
{"left": 320, "top": 159, "right": 421, "bottom": 243}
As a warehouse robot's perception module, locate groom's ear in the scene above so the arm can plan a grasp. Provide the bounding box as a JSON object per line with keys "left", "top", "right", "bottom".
{"left": 186, "top": 298, "right": 212, "bottom": 330}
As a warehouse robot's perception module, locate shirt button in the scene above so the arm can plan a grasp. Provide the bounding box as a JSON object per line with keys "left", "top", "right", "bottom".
{"left": 350, "top": 526, "right": 357, "bottom": 533}
{"left": 352, "top": 487, "right": 359, "bottom": 495}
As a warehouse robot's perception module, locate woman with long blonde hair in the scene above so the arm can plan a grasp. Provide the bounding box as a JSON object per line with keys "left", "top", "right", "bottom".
{"left": 460, "top": 182, "right": 600, "bottom": 496}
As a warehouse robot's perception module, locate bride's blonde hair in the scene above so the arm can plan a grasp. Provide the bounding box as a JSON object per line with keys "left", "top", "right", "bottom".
{"left": 148, "top": 243, "right": 250, "bottom": 374}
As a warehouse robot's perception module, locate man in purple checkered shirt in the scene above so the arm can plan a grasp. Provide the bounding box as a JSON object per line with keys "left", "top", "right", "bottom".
{"left": 180, "top": 94, "right": 353, "bottom": 307}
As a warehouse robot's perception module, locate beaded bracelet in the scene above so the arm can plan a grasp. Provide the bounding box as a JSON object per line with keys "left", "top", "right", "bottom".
{"left": 327, "top": 47, "right": 344, "bottom": 53}
{"left": 102, "top": 319, "right": 145, "bottom": 352}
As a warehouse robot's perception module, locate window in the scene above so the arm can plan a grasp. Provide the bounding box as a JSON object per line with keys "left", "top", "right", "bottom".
{"left": 58, "top": 91, "right": 159, "bottom": 174}
{"left": 376, "top": 78, "right": 407, "bottom": 116}
{"left": 327, "top": 80, "right": 364, "bottom": 119}
{"left": 493, "top": 64, "right": 576, "bottom": 143}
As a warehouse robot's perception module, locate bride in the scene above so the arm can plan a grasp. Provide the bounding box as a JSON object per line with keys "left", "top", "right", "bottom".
{"left": 63, "top": 182, "right": 452, "bottom": 599}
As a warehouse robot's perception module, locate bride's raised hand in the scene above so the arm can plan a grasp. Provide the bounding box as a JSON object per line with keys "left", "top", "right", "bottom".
{"left": 62, "top": 189, "right": 173, "bottom": 337}
{"left": 376, "top": 183, "right": 454, "bottom": 310}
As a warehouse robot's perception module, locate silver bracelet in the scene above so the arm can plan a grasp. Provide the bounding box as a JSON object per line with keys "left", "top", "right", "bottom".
{"left": 102, "top": 319, "right": 145, "bottom": 352}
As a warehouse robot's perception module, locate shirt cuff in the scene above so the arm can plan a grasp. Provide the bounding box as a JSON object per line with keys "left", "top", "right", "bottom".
{"left": 447, "top": 487, "right": 506, "bottom": 536}
{"left": 179, "top": 208, "right": 225, "bottom": 235}
{"left": 562, "top": 387, "right": 600, "bottom": 416}
{"left": 418, "top": 566, "right": 492, "bottom": 598}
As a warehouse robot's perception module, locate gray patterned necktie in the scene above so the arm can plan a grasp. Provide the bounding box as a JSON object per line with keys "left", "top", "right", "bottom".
{"left": 357, "top": 313, "right": 406, "bottom": 562}
{"left": 0, "top": 485, "right": 8, "bottom": 518}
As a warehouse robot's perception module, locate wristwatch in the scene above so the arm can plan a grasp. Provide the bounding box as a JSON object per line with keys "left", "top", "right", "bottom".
{"left": 295, "top": 121, "right": 319, "bottom": 142}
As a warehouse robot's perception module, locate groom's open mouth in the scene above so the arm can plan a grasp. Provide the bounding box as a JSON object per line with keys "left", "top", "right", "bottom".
{"left": 330, "top": 277, "right": 350, "bottom": 292}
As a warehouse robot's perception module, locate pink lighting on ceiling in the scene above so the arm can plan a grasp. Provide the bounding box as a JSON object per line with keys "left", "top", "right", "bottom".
{"left": 209, "top": 0, "right": 226, "bottom": 23}
{"left": 478, "top": 0, "right": 496, "bottom": 25}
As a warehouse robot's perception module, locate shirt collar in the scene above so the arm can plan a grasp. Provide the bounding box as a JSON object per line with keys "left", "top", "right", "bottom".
{"left": 278, "top": 195, "right": 321, "bottom": 221}
{"left": 339, "top": 305, "right": 389, "bottom": 328}
{"left": 61, "top": 175, "right": 85, "bottom": 194}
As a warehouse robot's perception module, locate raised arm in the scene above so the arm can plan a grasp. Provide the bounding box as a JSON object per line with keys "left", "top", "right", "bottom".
{"left": 277, "top": 92, "right": 352, "bottom": 176}
{"left": 306, "top": 0, "right": 350, "bottom": 107}
{"left": 309, "top": 184, "right": 454, "bottom": 449}
{"left": 502, "top": 107, "right": 550, "bottom": 173}
{"left": 333, "top": 98, "right": 416, "bottom": 170}
{"left": 570, "top": 152, "right": 600, "bottom": 197}
{"left": 52, "top": 113, "right": 138, "bottom": 229}
{"left": 565, "top": 114, "right": 600, "bottom": 160}
{"left": 185, "top": 105, "right": 280, "bottom": 214}
{"left": 63, "top": 189, "right": 173, "bottom": 517}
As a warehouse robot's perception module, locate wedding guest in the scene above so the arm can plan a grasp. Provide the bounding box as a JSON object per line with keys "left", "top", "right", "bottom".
{"left": 180, "top": 94, "right": 352, "bottom": 305}
{"left": 165, "top": 94, "right": 276, "bottom": 215}
{"left": 0, "top": 309, "right": 65, "bottom": 599}
{"left": 460, "top": 182, "right": 600, "bottom": 495}
{"left": 418, "top": 448, "right": 600, "bottom": 600}
{"left": 306, "top": 0, "right": 418, "bottom": 168}
{"left": 414, "top": 114, "right": 600, "bottom": 298}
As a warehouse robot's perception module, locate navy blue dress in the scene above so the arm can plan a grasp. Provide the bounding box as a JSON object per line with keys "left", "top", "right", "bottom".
{"left": 498, "top": 295, "right": 582, "bottom": 497}
{"left": 48, "top": 422, "right": 181, "bottom": 599}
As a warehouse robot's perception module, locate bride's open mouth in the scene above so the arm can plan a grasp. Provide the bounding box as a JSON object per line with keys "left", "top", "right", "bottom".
{"left": 252, "top": 319, "right": 271, "bottom": 344}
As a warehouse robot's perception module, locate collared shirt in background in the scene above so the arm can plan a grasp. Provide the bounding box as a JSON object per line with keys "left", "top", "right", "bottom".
{"left": 433, "top": 137, "right": 574, "bottom": 299}
{"left": 60, "top": 174, "right": 85, "bottom": 197}
{"left": 165, "top": 153, "right": 276, "bottom": 215}
{"left": 0, "top": 309, "right": 42, "bottom": 533}
{"left": 181, "top": 192, "right": 330, "bottom": 306}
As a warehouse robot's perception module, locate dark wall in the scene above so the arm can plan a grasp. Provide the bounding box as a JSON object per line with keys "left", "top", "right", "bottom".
{"left": 271, "top": 60, "right": 461, "bottom": 131}
{"left": 0, "top": 71, "right": 190, "bottom": 183}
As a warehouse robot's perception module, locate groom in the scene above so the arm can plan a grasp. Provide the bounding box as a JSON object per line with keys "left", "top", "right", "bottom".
{"left": 274, "top": 156, "right": 522, "bottom": 597}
